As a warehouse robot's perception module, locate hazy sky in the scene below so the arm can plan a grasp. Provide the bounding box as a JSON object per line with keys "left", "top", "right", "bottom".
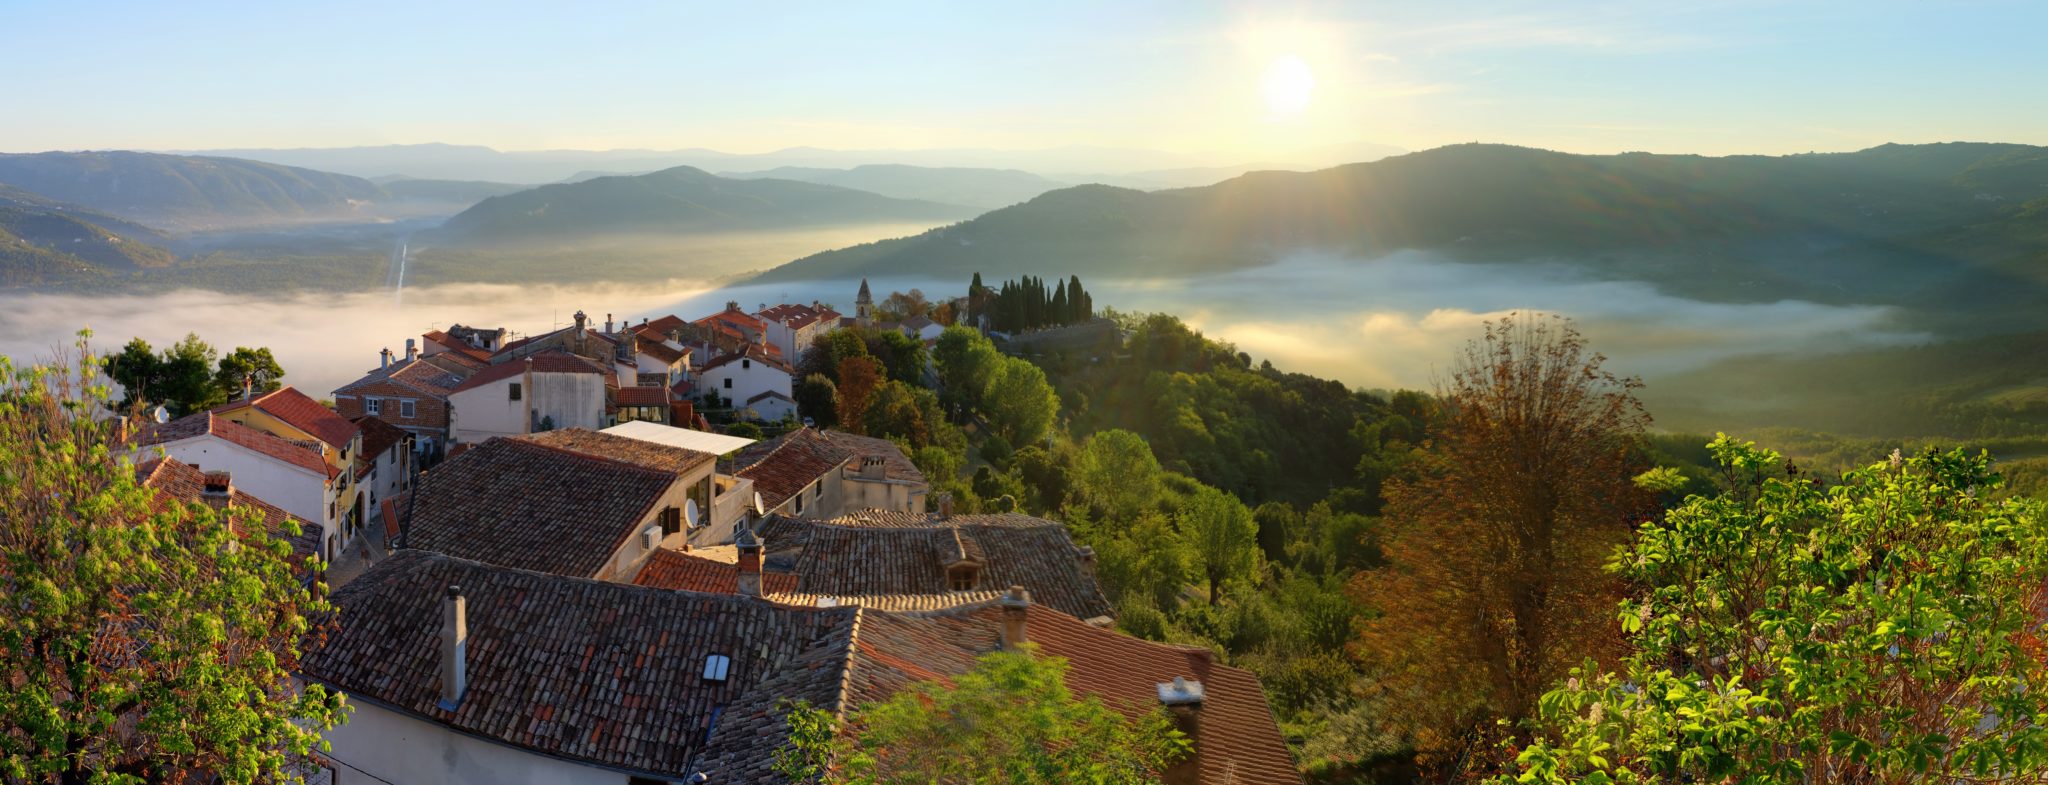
{"left": 3, "top": 0, "right": 2043, "bottom": 158}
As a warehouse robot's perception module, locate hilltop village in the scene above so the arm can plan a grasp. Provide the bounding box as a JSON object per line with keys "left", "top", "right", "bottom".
{"left": 130, "top": 277, "right": 1295, "bottom": 785}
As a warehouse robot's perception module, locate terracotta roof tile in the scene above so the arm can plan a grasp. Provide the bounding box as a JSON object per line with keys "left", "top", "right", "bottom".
{"left": 301, "top": 551, "right": 861, "bottom": 779}
{"left": 216, "top": 387, "right": 358, "bottom": 450}
{"left": 613, "top": 386, "right": 671, "bottom": 407}
{"left": 514, "top": 428, "right": 713, "bottom": 475}
{"left": 695, "top": 343, "right": 791, "bottom": 375}
{"left": 633, "top": 549, "right": 800, "bottom": 594}
{"left": 731, "top": 428, "right": 850, "bottom": 509}
{"left": 448, "top": 351, "right": 609, "bottom": 395}
{"left": 785, "top": 513, "right": 1113, "bottom": 620}
{"left": 137, "top": 458, "right": 321, "bottom": 562}
{"left": 399, "top": 438, "right": 681, "bottom": 577}
{"left": 140, "top": 411, "right": 336, "bottom": 479}
{"left": 822, "top": 432, "right": 927, "bottom": 486}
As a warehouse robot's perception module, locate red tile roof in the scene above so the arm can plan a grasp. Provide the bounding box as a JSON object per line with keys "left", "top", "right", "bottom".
{"left": 731, "top": 428, "right": 851, "bottom": 509}
{"left": 423, "top": 329, "right": 493, "bottom": 361}
{"left": 822, "top": 431, "right": 928, "bottom": 485}
{"left": 696, "top": 344, "right": 792, "bottom": 375}
{"left": 635, "top": 339, "right": 687, "bottom": 366}
{"left": 301, "top": 551, "right": 861, "bottom": 779}
{"left": 515, "top": 428, "right": 713, "bottom": 475}
{"left": 351, "top": 416, "right": 410, "bottom": 479}
{"left": 777, "top": 513, "right": 1113, "bottom": 620}
{"left": 613, "top": 385, "right": 671, "bottom": 407}
{"left": 216, "top": 387, "right": 358, "bottom": 450}
{"left": 757, "top": 303, "right": 841, "bottom": 331}
{"left": 643, "top": 314, "right": 687, "bottom": 335}
{"left": 632, "top": 548, "right": 800, "bottom": 594}
{"left": 399, "top": 437, "right": 682, "bottom": 577}
{"left": 447, "top": 351, "right": 610, "bottom": 395}
{"left": 141, "top": 411, "right": 336, "bottom": 479}
{"left": 336, "top": 356, "right": 469, "bottom": 399}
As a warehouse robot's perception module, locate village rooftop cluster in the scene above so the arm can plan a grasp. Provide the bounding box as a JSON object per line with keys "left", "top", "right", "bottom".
{"left": 129, "top": 280, "right": 1300, "bottom": 785}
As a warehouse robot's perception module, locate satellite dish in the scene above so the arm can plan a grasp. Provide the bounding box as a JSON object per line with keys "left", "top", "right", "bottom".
{"left": 683, "top": 499, "right": 700, "bottom": 528}
{"left": 150, "top": 405, "right": 170, "bottom": 424}
{"left": 752, "top": 492, "right": 766, "bottom": 516}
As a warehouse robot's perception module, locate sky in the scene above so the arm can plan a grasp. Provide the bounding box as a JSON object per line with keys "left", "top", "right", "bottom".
{"left": 2, "top": 0, "right": 2044, "bottom": 159}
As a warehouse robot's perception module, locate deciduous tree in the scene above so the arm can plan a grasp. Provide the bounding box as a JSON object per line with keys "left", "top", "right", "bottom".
{"left": 0, "top": 340, "right": 345, "bottom": 784}
{"left": 982, "top": 358, "right": 1058, "bottom": 447}
{"left": 1352, "top": 314, "right": 1648, "bottom": 772}
{"left": 1502, "top": 438, "right": 2048, "bottom": 785}
{"left": 1178, "top": 484, "right": 1262, "bottom": 607}
{"left": 834, "top": 356, "right": 883, "bottom": 434}
{"left": 1072, "top": 429, "right": 1162, "bottom": 523}
{"left": 213, "top": 346, "right": 285, "bottom": 401}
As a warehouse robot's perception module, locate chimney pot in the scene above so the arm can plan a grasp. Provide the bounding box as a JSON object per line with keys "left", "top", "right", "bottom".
{"left": 605, "top": 313, "right": 614, "bottom": 333}
{"left": 1157, "top": 677, "right": 1205, "bottom": 785}
{"left": 735, "top": 525, "right": 764, "bottom": 597}
{"left": 1000, "top": 585, "right": 1030, "bottom": 651}
{"left": 405, "top": 338, "right": 418, "bottom": 362}
{"left": 1075, "top": 545, "right": 1097, "bottom": 579}
{"left": 202, "top": 471, "right": 232, "bottom": 497}
{"left": 936, "top": 493, "right": 954, "bottom": 520}
{"left": 440, "top": 585, "right": 469, "bottom": 708}
{"left": 574, "top": 310, "right": 588, "bottom": 331}
{"left": 380, "top": 347, "right": 393, "bottom": 369}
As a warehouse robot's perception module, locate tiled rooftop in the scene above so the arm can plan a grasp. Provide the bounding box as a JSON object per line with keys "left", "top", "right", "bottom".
{"left": 140, "top": 411, "right": 337, "bottom": 479}
{"left": 632, "top": 548, "right": 800, "bottom": 594}
{"left": 399, "top": 437, "right": 679, "bottom": 577}
{"left": 300, "top": 551, "right": 859, "bottom": 779}
{"left": 514, "top": 427, "right": 713, "bottom": 476}
{"left": 790, "top": 515, "right": 1113, "bottom": 620}
{"left": 216, "top": 387, "right": 359, "bottom": 450}
{"left": 731, "top": 428, "right": 851, "bottom": 509}
{"left": 137, "top": 457, "right": 321, "bottom": 562}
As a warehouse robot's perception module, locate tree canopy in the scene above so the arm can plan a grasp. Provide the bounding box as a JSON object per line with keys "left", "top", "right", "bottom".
{"left": 0, "top": 340, "right": 343, "bottom": 784}
{"left": 1502, "top": 437, "right": 2048, "bottom": 784}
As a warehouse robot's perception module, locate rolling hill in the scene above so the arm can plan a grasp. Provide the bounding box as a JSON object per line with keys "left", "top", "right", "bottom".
{"left": 0, "top": 151, "right": 386, "bottom": 230}
{"left": 0, "top": 185, "right": 178, "bottom": 286}
{"left": 753, "top": 142, "right": 2048, "bottom": 314}
{"left": 719, "top": 164, "right": 1069, "bottom": 209}
{"left": 422, "top": 166, "right": 980, "bottom": 246}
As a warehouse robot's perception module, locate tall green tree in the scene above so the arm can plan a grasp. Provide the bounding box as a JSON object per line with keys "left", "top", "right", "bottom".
{"left": 861, "top": 328, "right": 928, "bottom": 386}
{"left": 1177, "top": 483, "right": 1261, "bottom": 607}
{"left": 776, "top": 647, "right": 1187, "bottom": 784}
{"left": 933, "top": 326, "right": 1000, "bottom": 412}
{"left": 213, "top": 346, "right": 285, "bottom": 401}
{"left": 1502, "top": 438, "right": 2048, "bottom": 785}
{"left": 1072, "top": 429, "right": 1162, "bottom": 524}
{"left": 801, "top": 329, "right": 870, "bottom": 383}
{"left": 982, "top": 358, "right": 1059, "bottom": 447}
{"left": 0, "top": 340, "right": 345, "bottom": 784}
{"left": 793, "top": 373, "right": 839, "bottom": 428}
{"left": 106, "top": 334, "right": 232, "bottom": 416}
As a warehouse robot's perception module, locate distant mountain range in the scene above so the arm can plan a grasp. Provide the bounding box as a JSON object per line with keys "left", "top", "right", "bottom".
{"left": 421, "top": 166, "right": 981, "bottom": 246}
{"left": 756, "top": 142, "right": 2048, "bottom": 317}
{"left": 718, "top": 165, "right": 1069, "bottom": 209}
{"left": 0, "top": 184, "right": 176, "bottom": 286}
{"left": 176, "top": 141, "right": 1407, "bottom": 185}
{"left": 0, "top": 151, "right": 385, "bottom": 231}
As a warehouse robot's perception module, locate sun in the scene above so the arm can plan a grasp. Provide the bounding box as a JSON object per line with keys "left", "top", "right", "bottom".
{"left": 1261, "top": 55, "right": 1316, "bottom": 117}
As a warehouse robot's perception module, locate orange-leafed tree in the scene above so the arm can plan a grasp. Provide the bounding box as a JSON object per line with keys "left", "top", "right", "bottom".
{"left": 834, "top": 355, "right": 884, "bottom": 434}
{"left": 1351, "top": 313, "right": 1649, "bottom": 776}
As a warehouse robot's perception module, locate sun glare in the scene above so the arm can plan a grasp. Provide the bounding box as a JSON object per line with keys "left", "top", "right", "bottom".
{"left": 1261, "top": 55, "right": 1315, "bottom": 117}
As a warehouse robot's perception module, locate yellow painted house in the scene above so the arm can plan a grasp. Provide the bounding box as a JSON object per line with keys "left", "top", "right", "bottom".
{"left": 214, "top": 386, "right": 365, "bottom": 557}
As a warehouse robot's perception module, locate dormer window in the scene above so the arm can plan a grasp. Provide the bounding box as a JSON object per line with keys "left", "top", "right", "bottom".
{"left": 703, "top": 654, "right": 731, "bottom": 682}
{"left": 948, "top": 565, "right": 979, "bottom": 592}
{"left": 742, "top": 359, "right": 751, "bottom": 369}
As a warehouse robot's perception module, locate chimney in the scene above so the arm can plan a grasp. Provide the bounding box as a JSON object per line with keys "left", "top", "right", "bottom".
{"left": 380, "top": 347, "right": 394, "bottom": 368}
{"left": 1157, "top": 677, "right": 1205, "bottom": 785}
{"left": 725, "top": 300, "right": 739, "bottom": 313}
{"left": 735, "top": 525, "right": 763, "bottom": 597}
{"left": 605, "top": 313, "right": 615, "bottom": 333}
{"left": 936, "top": 492, "right": 954, "bottom": 520}
{"left": 202, "top": 470, "right": 232, "bottom": 498}
{"left": 405, "top": 338, "right": 418, "bottom": 362}
{"left": 574, "top": 310, "right": 588, "bottom": 332}
{"left": 1075, "top": 545, "right": 1097, "bottom": 579}
{"left": 440, "top": 585, "right": 469, "bottom": 708}
{"left": 1000, "top": 585, "right": 1030, "bottom": 651}
{"left": 241, "top": 374, "right": 253, "bottom": 400}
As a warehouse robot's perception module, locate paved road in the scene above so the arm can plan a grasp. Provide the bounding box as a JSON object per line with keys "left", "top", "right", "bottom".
{"left": 384, "top": 236, "right": 409, "bottom": 302}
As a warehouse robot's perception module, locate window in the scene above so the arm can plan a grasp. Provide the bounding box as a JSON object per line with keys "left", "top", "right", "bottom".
{"left": 814, "top": 483, "right": 822, "bottom": 500}
{"left": 702, "top": 654, "right": 731, "bottom": 682}
{"left": 508, "top": 382, "right": 522, "bottom": 401}
{"left": 741, "top": 359, "right": 751, "bottom": 370}
{"left": 949, "top": 566, "right": 979, "bottom": 592}
{"left": 400, "top": 399, "right": 416, "bottom": 418}
{"left": 723, "top": 378, "right": 733, "bottom": 389}
{"left": 365, "top": 398, "right": 382, "bottom": 415}
{"left": 794, "top": 493, "right": 804, "bottom": 514}
{"left": 660, "top": 506, "right": 682, "bottom": 536}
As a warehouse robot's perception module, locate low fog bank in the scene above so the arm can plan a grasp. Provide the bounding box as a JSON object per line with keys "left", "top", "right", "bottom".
{"left": 1098, "top": 251, "right": 1931, "bottom": 390}
{"left": 0, "top": 250, "right": 1927, "bottom": 403}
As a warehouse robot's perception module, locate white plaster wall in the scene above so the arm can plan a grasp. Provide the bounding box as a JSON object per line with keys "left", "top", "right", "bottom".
{"left": 322, "top": 701, "right": 655, "bottom": 785}
{"left": 700, "top": 361, "right": 792, "bottom": 408}
{"left": 449, "top": 377, "right": 526, "bottom": 444}
{"left": 149, "top": 438, "right": 328, "bottom": 525}
{"left": 533, "top": 373, "right": 608, "bottom": 433}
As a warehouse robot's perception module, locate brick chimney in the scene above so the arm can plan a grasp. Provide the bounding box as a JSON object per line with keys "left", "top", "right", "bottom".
{"left": 439, "top": 585, "right": 469, "bottom": 709}
{"left": 735, "top": 525, "right": 763, "bottom": 597}
{"left": 1000, "top": 585, "right": 1030, "bottom": 651}
{"left": 1158, "top": 677, "right": 1204, "bottom": 785}
{"left": 202, "top": 470, "right": 232, "bottom": 498}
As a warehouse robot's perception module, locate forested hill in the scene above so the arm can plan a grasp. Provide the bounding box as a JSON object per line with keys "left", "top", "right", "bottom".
{"left": 754, "top": 142, "right": 2048, "bottom": 310}
{"left": 422, "top": 166, "right": 980, "bottom": 246}
{"left": 0, "top": 151, "right": 386, "bottom": 230}
{"left": 0, "top": 185, "right": 176, "bottom": 286}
